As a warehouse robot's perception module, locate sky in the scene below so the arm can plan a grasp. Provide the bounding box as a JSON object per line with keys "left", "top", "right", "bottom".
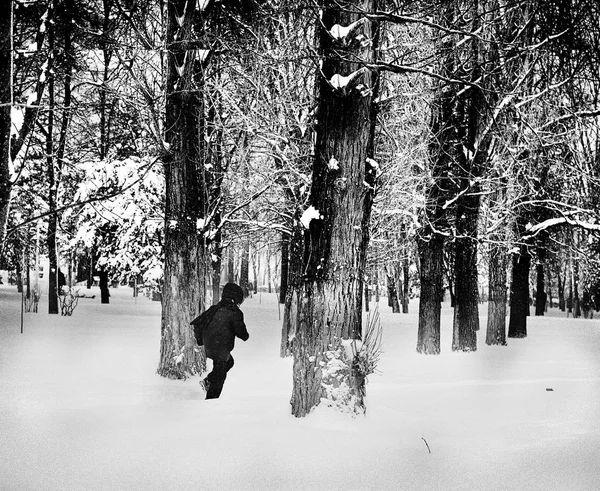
{"left": 1, "top": 284, "right": 599, "bottom": 491}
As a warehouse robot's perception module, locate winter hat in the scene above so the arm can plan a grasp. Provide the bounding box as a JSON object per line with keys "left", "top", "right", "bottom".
{"left": 222, "top": 282, "right": 244, "bottom": 304}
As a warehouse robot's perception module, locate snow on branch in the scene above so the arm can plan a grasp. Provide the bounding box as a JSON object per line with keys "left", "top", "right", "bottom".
{"left": 329, "top": 18, "right": 369, "bottom": 46}
{"left": 525, "top": 216, "right": 600, "bottom": 238}
{"left": 328, "top": 67, "right": 371, "bottom": 95}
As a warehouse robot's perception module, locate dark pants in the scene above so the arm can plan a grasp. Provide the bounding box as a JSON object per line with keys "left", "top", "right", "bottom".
{"left": 205, "top": 355, "right": 234, "bottom": 399}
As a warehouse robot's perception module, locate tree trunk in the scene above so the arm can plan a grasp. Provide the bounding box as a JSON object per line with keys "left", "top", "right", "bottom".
{"left": 401, "top": 257, "right": 410, "bottom": 313}
{"left": 417, "top": 0, "right": 455, "bottom": 354}
{"left": 279, "top": 232, "right": 289, "bottom": 304}
{"left": 289, "top": 1, "right": 378, "bottom": 417}
{"left": 535, "top": 261, "right": 546, "bottom": 316}
{"left": 387, "top": 266, "right": 400, "bottom": 313}
{"left": 0, "top": 2, "right": 12, "bottom": 257}
{"left": 486, "top": 242, "right": 507, "bottom": 346}
{"left": 417, "top": 232, "right": 443, "bottom": 354}
{"left": 99, "top": 0, "right": 113, "bottom": 159}
{"left": 281, "top": 223, "right": 304, "bottom": 357}
{"left": 508, "top": 249, "right": 530, "bottom": 338}
{"left": 452, "top": 195, "right": 480, "bottom": 352}
{"left": 157, "top": 0, "right": 208, "bottom": 380}
{"left": 240, "top": 240, "right": 250, "bottom": 297}
{"left": 46, "top": 2, "right": 59, "bottom": 315}
{"left": 227, "top": 245, "right": 235, "bottom": 283}
{"left": 557, "top": 267, "right": 565, "bottom": 311}
{"left": 99, "top": 270, "right": 110, "bottom": 304}
{"left": 573, "top": 257, "right": 581, "bottom": 318}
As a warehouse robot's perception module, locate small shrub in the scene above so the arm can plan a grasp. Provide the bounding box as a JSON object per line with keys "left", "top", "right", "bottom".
{"left": 58, "top": 287, "right": 80, "bottom": 316}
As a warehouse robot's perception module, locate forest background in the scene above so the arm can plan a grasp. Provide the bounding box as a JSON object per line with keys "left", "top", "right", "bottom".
{"left": 1, "top": 0, "right": 599, "bottom": 417}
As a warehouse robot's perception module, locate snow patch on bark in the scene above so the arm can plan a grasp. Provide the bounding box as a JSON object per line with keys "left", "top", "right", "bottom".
{"left": 300, "top": 206, "right": 322, "bottom": 229}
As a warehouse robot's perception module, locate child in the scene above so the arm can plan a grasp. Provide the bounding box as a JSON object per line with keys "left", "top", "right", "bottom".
{"left": 192, "top": 283, "right": 249, "bottom": 399}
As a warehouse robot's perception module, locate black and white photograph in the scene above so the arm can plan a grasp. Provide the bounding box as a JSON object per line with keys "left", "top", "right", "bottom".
{"left": 1, "top": 1, "right": 599, "bottom": 489}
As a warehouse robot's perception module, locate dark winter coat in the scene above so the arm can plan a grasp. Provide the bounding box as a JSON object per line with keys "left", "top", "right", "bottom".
{"left": 195, "top": 300, "right": 249, "bottom": 361}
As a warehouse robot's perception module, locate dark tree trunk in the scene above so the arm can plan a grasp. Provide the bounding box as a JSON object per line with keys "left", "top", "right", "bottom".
{"left": 401, "top": 258, "right": 410, "bottom": 313}
{"left": 573, "top": 258, "right": 581, "bottom": 318}
{"left": 240, "top": 240, "right": 250, "bottom": 297}
{"left": 157, "top": 0, "right": 209, "bottom": 379}
{"left": 508, "top": 249, "right": 530, "bottom": 338}
{"left": 46, "top": 3, "right": 59, "bottom": 315}
{"left": 289, "top": 1, "right": 378, "bottom": 417}
{"left": 364, "top": 276, "right": 370, "bottom": 312}
{"left": 227, "top": 245, "right": 235, "bottom": 283}
{"left": 99, "top": 0, "right": 113, "bottom": 159}
{"left": 387, "top": 267, "right": 400, "bottom": 313}
{"left": 211, "top": 214, "right": 222, "bottom": 305}
{"left": 374, "top": 265, "right": 380, "bottom": 303}
{"left": 279, "top": 232, "right": 290, "bottom": 304}
{"left": 486, "top": 242, "right": 507, "bottom": 346}
{"left": 0, "top": 2, "right": 12, "bottom": 256}
{"left": 417, "top": 0, "right": 455, "bottom": 354}
{"left": 535, "top": 262, "right": 546, "bottom": 316}
{"left": 417, "top": 232, "right": 443, "bottom": 355}
{"left": 281, "top": 223, "right": 304, "bottom": 357}
{"left": 557, "top": 268, "right": 566, "bottom": 311}
{"left": 452, "top": 196, "right": 480, "bottom": 352}
{"left": 99, "top": 270, "right": 110, "bottom": 304}
{"left": 449, "top": 0, "right": 493, "bottom": 353}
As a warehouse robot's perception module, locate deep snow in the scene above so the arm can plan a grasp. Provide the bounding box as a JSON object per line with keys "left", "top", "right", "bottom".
{"left": 1, "top": 284, "right": 599, "bottom": 491}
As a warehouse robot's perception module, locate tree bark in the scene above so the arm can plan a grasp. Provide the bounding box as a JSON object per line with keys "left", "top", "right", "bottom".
{"left": 535, "top": 261, "right": 546, "bottom": 316}
{"left": 386, "top": 266, "right": 400, "bottom": 313}
{"left": 99, "top": 270, "right": 110, "bottom": 304}
{"left": 452, "top": 196, "right": 480, "bottom": 352}
{"left": 486, "top": 242, "right": 507, "bottom": 346}
{"left": 240, "top": 240, "right": 250, "bottom": 297}
{"left": 508, "top": 248, "right": 530, "bottom": 338}
{"left": 227, "top": 245, "right": 235, "bottom": 283}
{"left": 279, "top": 232, "right": 289, "bottom": 304}
{"left": 46, "top": 1, "right": 59, "bottom": 314}
{"left": 289, "top": 0, "right": 378, "bottom": 416}
{"left": 417, "top": 0, "right": 455, "bottom": 354}
{"left": 417, "top": 232, "right": 443, "bottom": 354}
{"left": 401, "top": 257, "right": 410, "bottom": 313}
{"left": 0, "top": 2, "right": 12, "bottom": 257}
{"left": 157, "top": 0, "right": 209, "bottom": 379}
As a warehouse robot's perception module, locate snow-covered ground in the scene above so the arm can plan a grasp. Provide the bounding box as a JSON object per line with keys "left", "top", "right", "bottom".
{"left": 1, "top": 284, "right": 599, "bottom": 491}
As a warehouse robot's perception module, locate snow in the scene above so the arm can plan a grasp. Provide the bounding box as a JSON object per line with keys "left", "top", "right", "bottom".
{"left": 300, "top": 205, "right": 322, "bottom": 229}
{"left": 330, "top": 73, "right": 354, "bottom": 90}
{"left": 329, "top": 21, "right": 357, "bottom": 40}
{"left": 1, "top": 285, "right": 600, "bottom": 490}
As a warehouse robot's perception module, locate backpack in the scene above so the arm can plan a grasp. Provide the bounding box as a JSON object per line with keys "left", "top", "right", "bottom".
{"left": 190, "top": 305, "right": 220, "bottom": 346}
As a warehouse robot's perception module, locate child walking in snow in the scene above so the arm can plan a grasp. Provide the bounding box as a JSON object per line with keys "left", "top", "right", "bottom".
{"left": 191, "top": 283, "right": 249, "bottom": 399}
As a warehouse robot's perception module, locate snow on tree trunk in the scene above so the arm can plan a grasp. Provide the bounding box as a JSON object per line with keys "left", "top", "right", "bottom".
{"left": 288, "top": 1, "right": 378, "bottom": 417}
{"left": 157, "top": 0, "right": 208, "bottom": 379}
